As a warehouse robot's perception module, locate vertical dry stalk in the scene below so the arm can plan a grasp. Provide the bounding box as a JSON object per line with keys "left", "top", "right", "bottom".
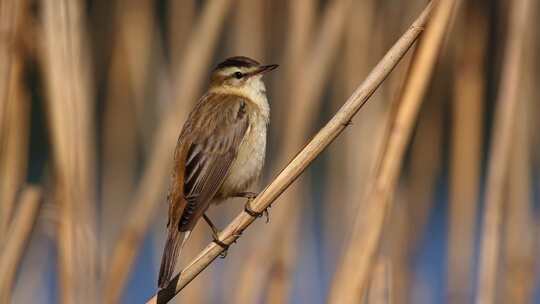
{"left": 0, "top": 55, "right": 29, "bottom": 241}
{"left": 234, "top": 0, "right": 315, "bottom": 302}
{"left": 233, "top": 240, "right": 275, "bottom": 303}
{"left": 395, "top": 82, "right": 444, "bottom": 303}
{"left": 0, "top": 60, "right": 29, "bottom": 240}
{"left": 327, "top": 0, "right": 457, "bottom": 302}
{"left": 235, "top": 0, "right": 353, "bottom": 302}
{"left": 0, "top": 186, "right": 41, "bottom": 303}
{"left": 265, "top": 0, "right": 354, "bottom": 302}
{"left": 270, "top": 0, "right": 315, "bottom": 142}
{"left": 146, "top": 3, "right": 434, "bottom": 303}
{"left": 41, "top": 0, "right": 98, "bottom": 302}
{"left": 447, "top": 3, "right": 486, "bottom": 303}
{"left": 501, "top": 9, "right": 539, "bottom": 301}
{"left": 387, "top": 189, "right": 410, "bottom": 304}
{"left": 502, "top": 3, "right": 537, "bottom": 303}
{"left": 475, "top": 0, "right": 533, "bottom": 302}
{"left": 116, "top": 0, "right": 157, "bottom": 149}
{"left": 0, "top": 0, "right": 26, "bottom": 241}
{"left": 232, "top": 0, "right": 265, "bottom": 60}
{"left": 100, "top": 0, "right": 153, "bottom": 270}
{"left": 104, "top": 1, "right": 233, "bottom": 302}
{"left": 0, "top": 0, "right": 21, "bottom": 138}
{"left": 367, "top": 258, "right": 393, "bottom": 304}
{"left": 325, "top": 0, "right": 379, "bottom": 251}
{"left": 168, "top": 0, "right": 196, "bottom": 73}
{"left": 502, "top": 87, "right": 535, "bottom": 304}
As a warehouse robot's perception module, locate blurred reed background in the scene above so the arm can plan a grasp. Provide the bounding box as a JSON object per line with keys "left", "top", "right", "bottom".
{"left": 0, "top": 0, "right": 539, "bottom": 303}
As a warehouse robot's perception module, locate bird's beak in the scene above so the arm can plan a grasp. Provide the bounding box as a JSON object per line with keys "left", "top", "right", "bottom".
{"left": 251, "top": 64, "right": 279, "bottom": 76}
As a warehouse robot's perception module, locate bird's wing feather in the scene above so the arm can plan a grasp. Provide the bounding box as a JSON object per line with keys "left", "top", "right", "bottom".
{"left": 169, "top": 93, "right": 250, "bottom": 232}
{"left": 159, "top": 94, "right": 249, "bottom": 288}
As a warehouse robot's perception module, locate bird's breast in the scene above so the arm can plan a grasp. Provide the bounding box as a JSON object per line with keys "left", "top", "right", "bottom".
{"left": 218, "top": 112, "right": 267, "bottom": 199}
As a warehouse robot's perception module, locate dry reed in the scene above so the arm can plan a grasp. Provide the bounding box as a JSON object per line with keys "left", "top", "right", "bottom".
{"left": 0, "top": 0, "right": 27, "bottom": 241}
{"left": 447, "top": 2, "right": 486, "bottom": 303}
{"left": 367, "top": 257, "right": 393, "bottom": 304}
{"left": 234, "top": 1, "right": 316, "bottom": 302}
{"left": 261, "top": 0, "right": 353, "bottom": 302}
{"left": 502, "top": 88, "right": 535, "bottom": 304}
{"left": 0, "top": 186, "right": 41, "bottom": 303}
{"left": 270, "top": 0, "right": 315, "bottom": 145}
{"left": 500, "top": 12, "right": 539, "bottom": 301}
{"left": 232, "top": 0, "right": 265, "bottom": 60}
{"left": 475, "top": 0, "right": 533, "bottom": 302}
{"left": 0, "top": 57, "right": 29, "bottom": 241}
{"left": 327, "top": 0, "right": 457, "bottom": 302}
{"left": 41, "top": 0, "right": 98, "bottom": 302}
{"left": 0, "top": 0, "right": 22, "bottom": 135}
{"left": 99, "top": 0, "right": 152, "bottom": 267}
{"left": 146, "top": 3, "right": 434, "bottom": 302}
{"left": 502, "top": 3, "right": 537, "bottom": 303}
{"left": 168, "top": 0, "right": 195, "bottom": 69}
{"left": 323, "top": 0, "right": 380, "bottom": 253}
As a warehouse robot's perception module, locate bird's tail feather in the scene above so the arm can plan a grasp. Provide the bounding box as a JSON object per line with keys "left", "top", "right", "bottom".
{"left": 158, "top": 229, "right": 190, "bottom": 289}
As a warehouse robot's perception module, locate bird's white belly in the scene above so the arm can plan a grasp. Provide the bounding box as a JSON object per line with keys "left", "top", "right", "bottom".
{"left": 220, "top": 117, "right": 267, "bottom": 197}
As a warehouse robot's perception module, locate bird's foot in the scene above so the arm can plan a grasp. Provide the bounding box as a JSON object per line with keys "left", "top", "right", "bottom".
{"left": 215, "top": 238, "right": 229, "bottom": 259}
{"left": 233, "top": 192, "right": 270, "bottom": 223}
{"left": 244, "top": 202, "right": 270, "bottom": 223}
{"left": 203, "top": 214, "right": 229, "bottom": 258}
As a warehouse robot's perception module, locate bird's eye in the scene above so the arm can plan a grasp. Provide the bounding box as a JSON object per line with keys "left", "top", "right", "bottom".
{"left": 234, "top": 72, "right": 243, "bottom": 79}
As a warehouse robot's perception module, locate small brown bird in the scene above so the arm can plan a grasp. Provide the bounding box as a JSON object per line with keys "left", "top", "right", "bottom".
{"left": 158, "top": 56, "right": 278, "bottom": 288}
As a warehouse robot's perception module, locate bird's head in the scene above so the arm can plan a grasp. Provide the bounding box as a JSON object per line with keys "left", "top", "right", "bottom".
{"left": 209, "top": 56, "right": 278, "bottom": 93}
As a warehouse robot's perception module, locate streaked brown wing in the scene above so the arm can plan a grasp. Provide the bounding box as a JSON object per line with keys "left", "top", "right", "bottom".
{"left": 169, "top": 94, "right": 250, "bottom": 232}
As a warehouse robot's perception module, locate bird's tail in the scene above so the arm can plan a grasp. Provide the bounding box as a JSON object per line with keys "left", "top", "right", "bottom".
{"left": 158, "top": 228, "right": 191, "bottom": 289}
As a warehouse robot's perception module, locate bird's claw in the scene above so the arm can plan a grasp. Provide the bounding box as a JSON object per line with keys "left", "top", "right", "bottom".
{"left": 212, "top": 238, "right": 229, "bottom": 258}
{"left": 244, "top": 202, "right": 270, "bottom": 223}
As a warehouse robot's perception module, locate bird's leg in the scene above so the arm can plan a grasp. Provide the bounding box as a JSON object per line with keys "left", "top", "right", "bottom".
{"left": 202, "top": 213, "right": 220, "bottom": 240}
{"left": 233, "top": 192, "right": 270, "bottom": 223}
{"left": 232, "top": 191, "right": 258, "bottom": 199}
{"left": 203, "top": 213, "right": 229, "bottom": 258}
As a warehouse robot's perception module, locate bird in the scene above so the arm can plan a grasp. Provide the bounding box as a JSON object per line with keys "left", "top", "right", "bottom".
{"left": 158, "top": 56, "right": 278, "bottom": 289}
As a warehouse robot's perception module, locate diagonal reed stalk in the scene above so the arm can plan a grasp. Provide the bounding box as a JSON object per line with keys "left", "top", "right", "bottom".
{"left": 327, "top": 0, "right": 458, "bottom": 302}
{"left": 475, "top": 0, "right": 534, "bottom": 302}
{"left": 103, "top": 1, "right": 233, "bottom": 302}
{"left": 0, "top": 186, "right": 41, "bottom": 303}
{"left": 147, "top": 3, "right": 434, "bottom": 303}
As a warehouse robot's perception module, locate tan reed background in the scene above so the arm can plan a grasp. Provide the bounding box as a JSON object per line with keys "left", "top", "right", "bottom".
{"left": 1, "top": 0, "right": 539, "bottom": 304}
